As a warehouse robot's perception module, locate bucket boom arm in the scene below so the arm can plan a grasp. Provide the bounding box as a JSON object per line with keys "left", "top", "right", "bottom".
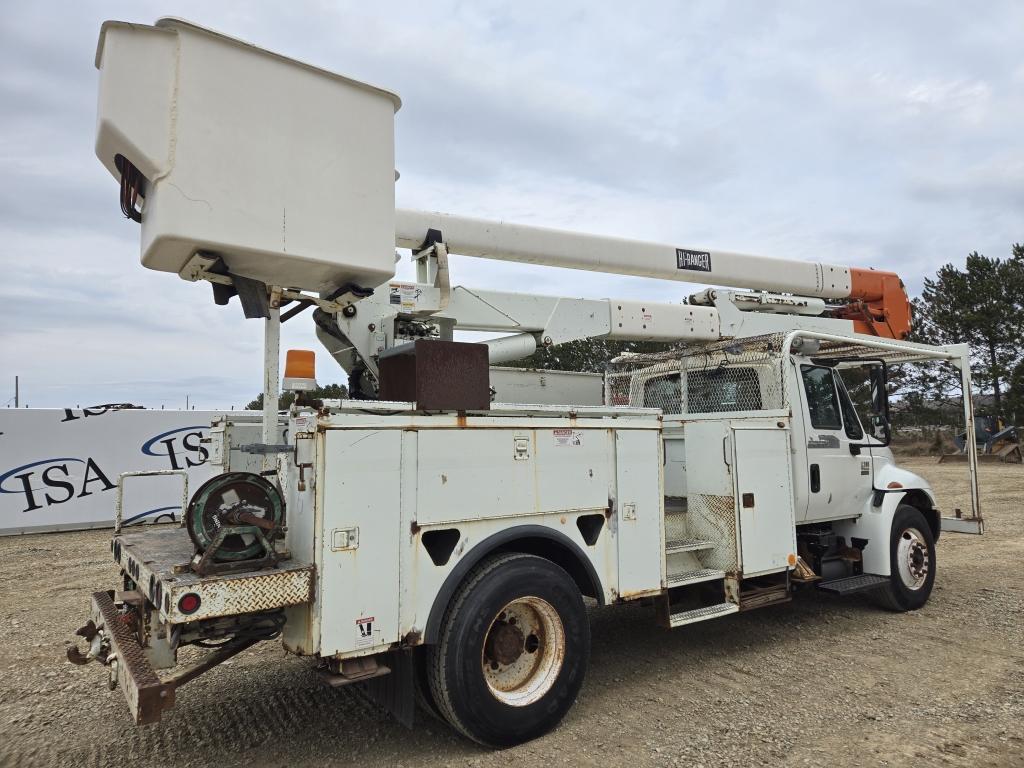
{"left": 394, "top": 210, "right": 912, "bottom": 340}
{"left": 312, "top": 210, "right": 913, "bottom": 393}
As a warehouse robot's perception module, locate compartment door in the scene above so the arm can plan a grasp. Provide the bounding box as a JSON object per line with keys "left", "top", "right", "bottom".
{"left": 733, "top": 426, "right": 797, "bottom": 577}
{"left": 615, "top": 429, "right": 664, "bottom": 597}
{"left": 319, "top": 429, "right": 402, "bottom": 656}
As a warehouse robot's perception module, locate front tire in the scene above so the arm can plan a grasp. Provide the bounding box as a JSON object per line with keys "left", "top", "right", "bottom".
{"left": 876, "top": 505, "right": 936, "bottom": 611}
{"left": 427, "top": 552, "right": 590, "bottom": 747}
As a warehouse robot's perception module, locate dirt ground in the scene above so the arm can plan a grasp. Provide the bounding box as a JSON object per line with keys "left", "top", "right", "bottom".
{"left": 0, "top": 458, "right": 1021, "bottom": 768}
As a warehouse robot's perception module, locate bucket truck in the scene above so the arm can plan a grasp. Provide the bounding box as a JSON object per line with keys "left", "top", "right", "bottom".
{"left": 69, "top": 18, "right": 983, "bottom": 747}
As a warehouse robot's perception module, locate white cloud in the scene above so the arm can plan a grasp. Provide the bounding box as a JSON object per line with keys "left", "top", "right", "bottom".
{"left": 904, "top": 78, "right": 992, "bottom": 121}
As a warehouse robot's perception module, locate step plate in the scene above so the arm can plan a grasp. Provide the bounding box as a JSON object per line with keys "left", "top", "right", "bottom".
{"left": 664, "top": 538, "right": 714, "bottom": 555}
{"left": 666, "top": 568, "right": 725, "bottom": 588}
{"left": 817, "top": 574, "right": 890, "bottom": 595}
{"left": 669, "top": 601, "right": 739, "bottom": 628}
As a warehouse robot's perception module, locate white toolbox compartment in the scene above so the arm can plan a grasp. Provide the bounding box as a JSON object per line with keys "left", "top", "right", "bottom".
{"left": 95, "top": 18, "right": 401, "bottom": 294}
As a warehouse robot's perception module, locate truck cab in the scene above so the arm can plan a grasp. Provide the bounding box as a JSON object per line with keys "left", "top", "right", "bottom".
{"left": 609, "top": 331, "right": 948, "bottom": 597}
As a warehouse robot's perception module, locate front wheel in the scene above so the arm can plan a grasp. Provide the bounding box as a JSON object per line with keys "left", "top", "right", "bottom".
{"left": 876, "top": 505, "right": 936, "bottom": 611}
{"left": 427, "top": 552, "right": 590, "bottom": 747}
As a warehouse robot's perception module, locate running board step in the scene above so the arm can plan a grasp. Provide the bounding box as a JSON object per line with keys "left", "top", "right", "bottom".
{"left": 664, "top": 538, "right": 714, "bottom": 555}
{"left": 817, "top": 574, "right": 890, "bottom": 595}
{"left": 666, "top": 568, "right": 725, "bottom": 588}
{"left": 669, "top": 601, "right": 739, "bottom": 627}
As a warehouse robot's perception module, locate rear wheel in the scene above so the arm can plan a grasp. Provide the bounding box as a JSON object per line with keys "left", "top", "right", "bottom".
{"left": 427, "top": 552, "right": 590, "bottom": 747}
{"left": 876, "top": 505, "right": 936, "bottom": 611}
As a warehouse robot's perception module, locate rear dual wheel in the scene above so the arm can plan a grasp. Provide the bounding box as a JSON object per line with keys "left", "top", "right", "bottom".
{"left": 426, "top": 553, "right": 590, "bottom": 747}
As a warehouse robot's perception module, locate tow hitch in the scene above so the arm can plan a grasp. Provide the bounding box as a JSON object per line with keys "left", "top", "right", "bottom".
{"left": 68, "top": 589, "right": 282, "bottom": 725}
{"left": 69, "top": 523, "right": 311, "bottom": 726}
{"left": 68, "top": 591, "right": 176, "bottom": 724}
{"left": 66, "top": 620, "right": 105, "bottom": 667}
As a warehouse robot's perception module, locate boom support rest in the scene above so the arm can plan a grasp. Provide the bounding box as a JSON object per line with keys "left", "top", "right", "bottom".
{"left": 837, "top": 268, "right": 912, "bottom": 339}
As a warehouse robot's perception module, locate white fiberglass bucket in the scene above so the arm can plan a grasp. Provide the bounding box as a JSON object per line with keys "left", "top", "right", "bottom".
{"left": 95, "top": 18, "right": 401, "bottom": 295}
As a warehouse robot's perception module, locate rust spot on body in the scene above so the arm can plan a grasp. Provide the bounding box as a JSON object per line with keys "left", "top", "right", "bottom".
{"left": 402, "top": 629, "right": 423, "bottom": 646}
{"left": 617, "top": 588, "right": 653, "bottom": 601}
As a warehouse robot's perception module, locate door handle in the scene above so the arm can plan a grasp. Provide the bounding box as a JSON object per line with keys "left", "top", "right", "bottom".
{"left": 810, "top": 464, "right": 820, "bottom": 493}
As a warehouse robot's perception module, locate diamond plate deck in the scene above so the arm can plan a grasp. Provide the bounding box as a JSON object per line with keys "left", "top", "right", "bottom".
{"left": 664, "top": 537, "right": 714, "bottom": 554}
{"left": 113, "top": 527, "right": 314, "bottom": 623}
{"left": 666, "top": 568, "right": 726, "bottom": 588}
{"left": 669, "top": 601, "right": 739, "bottom": 627}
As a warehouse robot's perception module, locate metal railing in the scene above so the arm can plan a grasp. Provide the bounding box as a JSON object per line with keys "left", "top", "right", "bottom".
{"left": 114, "top": 470, "right": 190, "bottom": 533}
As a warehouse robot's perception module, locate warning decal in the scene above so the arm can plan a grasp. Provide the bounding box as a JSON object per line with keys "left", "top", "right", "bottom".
{"left": 388, "top": 283, "right": 420, "bottom": 310}
{"left": 355, "top": 616, "right": 375, "bottom": 648}
{"left": 553, "top": 428, "right": 583, "bottom": 447}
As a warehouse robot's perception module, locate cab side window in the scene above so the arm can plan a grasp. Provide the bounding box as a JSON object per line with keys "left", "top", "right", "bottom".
{"left": 643, "top": 373, "right": 681, "bottom": 413}
{"left": 800, "top": 365, "right": 841, "bottom": 430}
{"left": 835, "top": 374, "right": 865, "bottom": 440}
{"left": 687, "top": 367, "right": 762, "bottom": 413}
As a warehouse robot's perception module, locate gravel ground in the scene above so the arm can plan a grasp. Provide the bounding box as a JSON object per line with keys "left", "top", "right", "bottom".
{"left": 1, "top": 458, "right": 1021, "bottom": 767}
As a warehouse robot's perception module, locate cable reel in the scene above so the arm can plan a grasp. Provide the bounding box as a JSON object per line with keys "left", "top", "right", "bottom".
{"left": 185, "top": 472, "right": 285, "bottom": 573}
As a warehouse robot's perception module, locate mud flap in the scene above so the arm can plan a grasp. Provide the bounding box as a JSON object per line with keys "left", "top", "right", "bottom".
{"left": 358, "top": 649, "right": 417, "bottom": 729}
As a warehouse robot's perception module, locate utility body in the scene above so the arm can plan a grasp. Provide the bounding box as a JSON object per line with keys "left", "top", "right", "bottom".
{"left": 71, "top": 18, "right": 983, "bottom": 747}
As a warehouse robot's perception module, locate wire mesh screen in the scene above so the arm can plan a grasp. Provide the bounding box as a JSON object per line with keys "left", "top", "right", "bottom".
{"left": 605, "top": 334, "right": 788, "bottom": 415}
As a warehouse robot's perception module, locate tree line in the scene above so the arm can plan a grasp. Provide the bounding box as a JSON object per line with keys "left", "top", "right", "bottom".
{"left": 245, "top": 383, "right": 349, "bottom": 411}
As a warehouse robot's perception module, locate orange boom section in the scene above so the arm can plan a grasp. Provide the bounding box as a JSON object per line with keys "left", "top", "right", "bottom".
{"left": 834, "top": 268, "right": 913, "bottom": 339}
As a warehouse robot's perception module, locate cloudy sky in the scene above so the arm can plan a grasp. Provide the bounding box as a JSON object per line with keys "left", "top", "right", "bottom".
{"left": 1, "top": 1, "right": 1021, "bottom": 410}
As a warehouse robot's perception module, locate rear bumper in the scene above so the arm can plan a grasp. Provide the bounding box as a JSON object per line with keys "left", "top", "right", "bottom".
{"left": 72, "top": 528, "right": 315, "bottom": 726}
{"left": 90, "top": 590, "right": 176, "bottom": 725}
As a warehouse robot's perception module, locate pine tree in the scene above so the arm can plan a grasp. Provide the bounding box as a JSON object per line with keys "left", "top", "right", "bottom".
{"left": 910, "top": 244, "right": 1024, "bottom": 418}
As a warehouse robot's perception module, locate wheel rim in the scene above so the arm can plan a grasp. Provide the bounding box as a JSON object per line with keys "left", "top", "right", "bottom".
{"left": 481, "top": 596, "right": 565, "bottom": 707}
{"left": 896, "top": 526, "right": 929, "bottom": 590}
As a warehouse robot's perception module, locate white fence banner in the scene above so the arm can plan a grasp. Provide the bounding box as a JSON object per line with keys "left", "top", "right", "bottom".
{"left": 0, "top": 408, "right": 256, "bottom": 536}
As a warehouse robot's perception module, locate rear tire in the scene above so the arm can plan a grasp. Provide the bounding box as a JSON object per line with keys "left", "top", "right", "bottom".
{"left": 876, "top": 505, "right": 936, "bottom": 611}
{"left": 427, "top": 552, "right": 590, "bottom": 747}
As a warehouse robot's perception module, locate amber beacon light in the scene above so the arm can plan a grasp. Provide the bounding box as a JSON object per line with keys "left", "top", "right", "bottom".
{"left": 283, "top": 349, "right": 318, "bottom": 392}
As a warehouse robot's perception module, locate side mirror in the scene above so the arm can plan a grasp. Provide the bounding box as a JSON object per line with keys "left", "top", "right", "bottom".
{"left": 871, "top": 412, "right": 891, "bottom": 444}
{"left": 868, "top": 364, "right": 892, "bottom": 446}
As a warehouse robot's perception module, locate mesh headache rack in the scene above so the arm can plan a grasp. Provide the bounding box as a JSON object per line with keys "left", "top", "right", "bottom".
{"left": 605, "top": 333, "right": 788, "bottom": 415}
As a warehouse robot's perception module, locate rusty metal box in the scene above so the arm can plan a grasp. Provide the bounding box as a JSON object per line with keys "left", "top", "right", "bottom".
{"left": 378, "top": 339, "right": 490, "bottom": 411}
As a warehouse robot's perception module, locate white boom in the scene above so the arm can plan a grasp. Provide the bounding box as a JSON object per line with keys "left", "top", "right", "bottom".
{"left": 395, "top": 209, "right": 853, "bottom": 298}
{"left": 313, "top": 202, "right": 916, "bottom": 382}
{"left": 310, "top": 230, "right": 881, "bottom": 393}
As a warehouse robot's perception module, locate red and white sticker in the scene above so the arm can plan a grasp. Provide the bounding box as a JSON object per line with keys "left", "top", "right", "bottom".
{"left": 355, "top": 616, "right": 375, "bottom": 647}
